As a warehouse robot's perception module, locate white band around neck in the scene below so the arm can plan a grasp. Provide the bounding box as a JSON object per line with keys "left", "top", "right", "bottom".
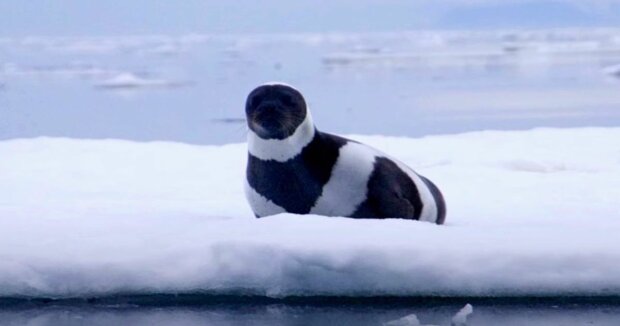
{"left": 248, "top": 111, "right": 315, "bottom": 162}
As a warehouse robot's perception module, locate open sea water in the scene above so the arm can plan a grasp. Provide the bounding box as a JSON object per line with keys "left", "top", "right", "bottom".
{"left": 1, "top": 29, "right": 620, "bottom": 145}
{"left": 2, "top": 297, "right": 620, "bottom": 325}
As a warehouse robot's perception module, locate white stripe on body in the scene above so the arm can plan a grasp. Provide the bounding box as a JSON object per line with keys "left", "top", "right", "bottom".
{"left": 244, "top": 179, "right": 287, "bottom": 217}
{"left": 310, "top": 142, "right": 377, "bottom": 217}
{"left": 392, "top": 160, "right": 438, "bottom": 223}
{"left": 311, "top": 140, "right": 438, "bottom": 222}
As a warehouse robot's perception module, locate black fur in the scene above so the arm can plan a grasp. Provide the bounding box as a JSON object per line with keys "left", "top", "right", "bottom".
{"left": 352, "top": 157, "right": 424, "bottom": 220}
{"left": 246, "top": 85, "right": 307, "bottom": 140}
{"left": 247, "top": 132, "right": 347, "bottom": 214}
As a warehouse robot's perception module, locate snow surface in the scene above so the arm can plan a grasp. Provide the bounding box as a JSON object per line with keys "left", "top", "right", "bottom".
{"left": 0, "top": 128, "right": 619, "bottom": 298}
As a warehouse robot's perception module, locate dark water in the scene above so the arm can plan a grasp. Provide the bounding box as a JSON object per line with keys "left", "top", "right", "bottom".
{"left": 2, "top": 300, "right": 620, "bottom": 325}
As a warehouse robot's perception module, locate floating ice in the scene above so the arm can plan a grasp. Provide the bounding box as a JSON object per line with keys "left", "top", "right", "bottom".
{"left": 1, "top": 62, "right": 119, "bottom": 79}
{"left": 384, "top": 314, "right": 433, "bottom": 326}
{"left": 451, "top": 304, "right": 473, "bottom": 326}
{"left": 95, "top": 72, "right": 190, "bottom": 89}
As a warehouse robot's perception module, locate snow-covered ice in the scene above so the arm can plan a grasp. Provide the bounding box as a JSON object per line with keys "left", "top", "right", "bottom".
{"left": 0, "top": 127, "right": 619, "bottom": 298}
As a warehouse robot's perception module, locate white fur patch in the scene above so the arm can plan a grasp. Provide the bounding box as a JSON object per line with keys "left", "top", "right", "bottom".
{"left": 247, "top": 112, "right": 315, "bottom": 162}
{"left": 244, "top": 179, "right": 286, "bottom": 217}
{"left": 393, "top": 160, "right": 438, "bottom": 223}
{"left": 310, "top": 142, "right": 377, "bottom": 217}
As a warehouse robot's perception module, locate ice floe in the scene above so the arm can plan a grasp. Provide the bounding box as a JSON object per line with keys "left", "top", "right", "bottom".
{"left": 0, "top": 128, "right": 619, "bottom": 298}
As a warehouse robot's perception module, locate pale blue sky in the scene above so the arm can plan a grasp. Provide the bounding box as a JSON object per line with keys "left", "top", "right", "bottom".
{"left": 1, "top": 0, "right": 620, "bottom": 36}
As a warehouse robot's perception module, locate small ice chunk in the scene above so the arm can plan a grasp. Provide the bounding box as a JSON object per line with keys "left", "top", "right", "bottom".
{"left": 384, "top": 313, "right": 439, "bottom": 326}
{"left": 95, "top": 72, "right": 189, "bottom": 89}
{"left": 384, "top": 314, "right": 422, "bottom": 326}
{"left": 451, "top": 304, "right": 473, "bottom": 326}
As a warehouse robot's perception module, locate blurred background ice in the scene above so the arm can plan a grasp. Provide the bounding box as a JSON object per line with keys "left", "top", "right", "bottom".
{"left": 1, "top": 0, "right": 620, "bottom": 144}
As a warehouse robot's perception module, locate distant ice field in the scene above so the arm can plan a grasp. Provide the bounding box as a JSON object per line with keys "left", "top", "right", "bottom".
{"left": 0, "top": 128, "right": 618, "bottom": 298}
{"left": 2, "top": 29, "right": 620, "bottom": 144}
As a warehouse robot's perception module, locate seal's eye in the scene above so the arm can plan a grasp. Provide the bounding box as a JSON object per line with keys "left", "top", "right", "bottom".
{"left": 280, "top": 94, "right": 294, "bottom": 107}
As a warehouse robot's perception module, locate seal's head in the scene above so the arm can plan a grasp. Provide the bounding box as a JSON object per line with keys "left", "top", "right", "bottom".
{"left": 245, "top": 83, "right": 308, "bottom": 140}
